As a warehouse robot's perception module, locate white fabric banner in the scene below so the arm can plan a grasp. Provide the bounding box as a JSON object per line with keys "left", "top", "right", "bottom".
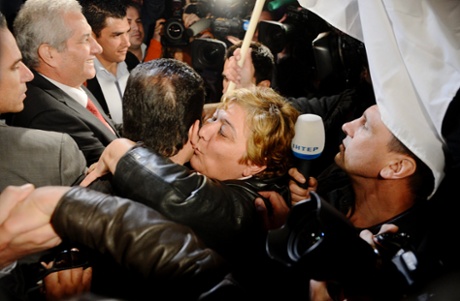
{"left": 298, "top": 0, "right": 460, "bottom": 195}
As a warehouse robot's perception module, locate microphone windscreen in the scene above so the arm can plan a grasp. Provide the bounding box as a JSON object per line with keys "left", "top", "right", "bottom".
{"left": 291, "top": 114, "right": 325, "bottom": 160}
{"left": 291, "top": 114, "right": 325, "bottom": 188}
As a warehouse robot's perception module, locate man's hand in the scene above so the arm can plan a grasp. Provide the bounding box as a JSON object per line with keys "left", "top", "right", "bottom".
{"left": 80, "top": 138, "right": 136, "bottom": 187}
{"left": 152, "top": 18, "right": 166, "bottom": 42}
{"left": 0, "top": 185, "right": 68, "bottom": 268}
{"left": 222, "top": 47, "right": 256, "bottom": 94}
{"left": 288, "top": 167, "right": 318, "bottom": 205}
{"left": 255, "top": 191, "right": 290, "bottom": 231}
{"left": 359, "top": 224, "right": 399, "bottom": 250}
{"left": 42, "top": 262, "right": 92, "bottom": 301}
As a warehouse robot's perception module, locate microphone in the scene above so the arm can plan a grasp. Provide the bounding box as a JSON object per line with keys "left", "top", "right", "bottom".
{"left": 291, "top": 114, "right": 325, "bottom": 189}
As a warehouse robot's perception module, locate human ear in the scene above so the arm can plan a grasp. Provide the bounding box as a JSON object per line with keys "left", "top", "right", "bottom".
{"left": 188, "top": 119, "right": 200, "bottom": 146}
{"left": 37, "top": 44, "right": 57, "bottom": 67}
{"left": 380, "top": 157, "right": 416, "bottom": 179}
{"left": 257, "top": 79, "right": 271, "bottom": 88}
{"left": 242, "top": 163, "right": 266, "bottom": 177}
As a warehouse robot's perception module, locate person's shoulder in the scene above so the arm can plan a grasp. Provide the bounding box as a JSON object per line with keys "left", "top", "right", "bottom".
{"left": 0, "top": 126, "right": 75, "bottom": 146}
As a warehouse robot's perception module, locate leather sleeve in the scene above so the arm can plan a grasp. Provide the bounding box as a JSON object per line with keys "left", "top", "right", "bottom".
{"left": 50, "top": 186, "right": 227, "bottom": 283}
{"left": 111, "top": 147, "right": 264, "bottom": 256}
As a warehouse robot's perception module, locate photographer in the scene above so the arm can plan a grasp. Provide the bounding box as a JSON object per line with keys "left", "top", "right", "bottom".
{"left": 258, "top": 104, "right": 454, "bottom": 300}
{"left": 144, "top": 0, "right": 213, "bottom": 64}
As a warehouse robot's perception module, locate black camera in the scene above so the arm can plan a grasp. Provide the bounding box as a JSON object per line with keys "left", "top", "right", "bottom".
{"left": 162, "top": 0, "right": 188, "bottom": 47}
{"left": 258, "top": 5, "right": 330, "bottom": 54}
{"left": 162, "top": 0, "right": 212, "bottom": 47}
{"left": 312, "top": 29, "right": 367, "bottom": 90}
{"left": 266, "top": 191, "right": 419, "bottom": 298}
{"left": 191, "top": 38, "right": 227, "bottom": 71}
{"left": 206, "top": 0, "right": 254, "bottom": 19}
{"left": 266, "top": 191, "right": 380, "bottom": 282}
{"left": 211, "top": 17, "right": 248, "bottom": 41}
{"left": 163, "top": 19, "right": 188, "bottom": 47}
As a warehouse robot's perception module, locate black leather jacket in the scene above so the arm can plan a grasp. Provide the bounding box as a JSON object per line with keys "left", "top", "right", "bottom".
{"left": 111, "top": 146, "right": 291, "bottom": 262}
{"left": 107, "top": 146, "right": 307, "bottom": 300}
{"left": 51, "top": 186, "right": 228, "bottom": 300}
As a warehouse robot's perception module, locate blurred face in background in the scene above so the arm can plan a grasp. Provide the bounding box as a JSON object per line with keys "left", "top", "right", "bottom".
{"left": 127, "top": 6, "right": 144, "bottom": 51}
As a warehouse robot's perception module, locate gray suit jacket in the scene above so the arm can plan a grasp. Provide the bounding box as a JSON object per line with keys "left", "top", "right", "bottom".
{"left": 5, "top": 70, "right": 119, "bottom": 166}
{"left": 0, "top": 122, "right": 87, "bottom": 192}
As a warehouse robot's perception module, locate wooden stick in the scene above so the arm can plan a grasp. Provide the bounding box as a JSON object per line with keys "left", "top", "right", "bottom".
{"left": 226, "top": 0, "right": 266, "bottom": 94}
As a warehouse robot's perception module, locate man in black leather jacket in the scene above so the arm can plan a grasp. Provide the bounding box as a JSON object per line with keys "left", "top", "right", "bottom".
{"left": 82, "top": 87, "right": 307, "bottom": 300}
{"left": 0, "top": 185, "right": 229, "bottom": 301}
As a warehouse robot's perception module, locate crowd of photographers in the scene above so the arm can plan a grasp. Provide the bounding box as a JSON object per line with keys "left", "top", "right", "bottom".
{"left": 140, "top": 0, "right": 368, "bottom": 103}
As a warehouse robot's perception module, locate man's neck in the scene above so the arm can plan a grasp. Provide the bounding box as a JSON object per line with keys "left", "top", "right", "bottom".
{"left": 96, "top": 55, "right": 119, "bottom": 76}
{"left": 348, "top": 176, "right": 415, "bottom": 229}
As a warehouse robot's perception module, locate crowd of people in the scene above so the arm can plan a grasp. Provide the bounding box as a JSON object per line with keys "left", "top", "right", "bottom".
{"left": 0, "top": 0, "right": 459, "bottom": 300}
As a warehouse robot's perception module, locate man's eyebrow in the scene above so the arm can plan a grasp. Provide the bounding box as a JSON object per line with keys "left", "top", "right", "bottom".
{"left": 12, "top": 58, "right": 22, "bottom": 67}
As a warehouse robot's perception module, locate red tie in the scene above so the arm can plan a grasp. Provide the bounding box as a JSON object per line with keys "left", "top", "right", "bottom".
{"left": 86, "top": 98, "right": 115, "bottom": 134}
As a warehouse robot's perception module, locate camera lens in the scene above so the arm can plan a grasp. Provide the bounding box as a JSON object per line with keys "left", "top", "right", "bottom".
{"left": 202, "top": 45, "right": 222, "bottom": 64}
{"left": 288, "top": 218, "right": 324, "bottom": 260}
{"left": 192, "top": 38, "right": 226, "bottom": 71}
{"left": 166, "top": 21, "right": 184, "bottom": 39}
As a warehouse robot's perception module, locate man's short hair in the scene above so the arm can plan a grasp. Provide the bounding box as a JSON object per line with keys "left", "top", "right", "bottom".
{"left": 122, "top": 58, "right": 206, "bottom": 157}
{"left": 226, "top": 41, "right": 275, "bottom": 85}
{"left": 80, "top": 0, "right": 127, "bottom": 37}
{"left": 13, "top": 0, "right": 82, "bottom": 68}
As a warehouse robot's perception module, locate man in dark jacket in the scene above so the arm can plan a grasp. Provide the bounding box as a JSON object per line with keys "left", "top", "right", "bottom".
{"left": 81, "top": 87, "right": 305, "bottom": 300}
{"left": 0, "top": 56, "right": 225, "bottom": 301}
{"left": 0, "top": 185, "right": 229, "bottom": 301}
{"left": 5, "top": 0, "right": 119, "bottom": 166}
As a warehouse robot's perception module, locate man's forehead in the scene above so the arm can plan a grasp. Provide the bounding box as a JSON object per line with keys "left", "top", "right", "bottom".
{"left": 0, "top": 28, "right": 20, "bottom": 67}
{"left": 104, "top": 17, "right": 129, "bottom": 29}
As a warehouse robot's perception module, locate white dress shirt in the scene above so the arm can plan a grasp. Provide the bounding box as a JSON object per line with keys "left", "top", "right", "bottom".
{"left": 94, "top": 58, "right": 130, "bottom": 125}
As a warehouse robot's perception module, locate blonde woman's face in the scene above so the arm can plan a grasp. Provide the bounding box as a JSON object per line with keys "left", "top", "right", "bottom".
{"left": 190, "top": 103, "right": 254, "bottom": 180}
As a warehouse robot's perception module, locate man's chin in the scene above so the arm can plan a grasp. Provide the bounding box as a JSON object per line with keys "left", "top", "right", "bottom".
{"left": 333, "top": 153, "right": 342, "bottom": 165}
{"left": 11, "top": 103, "right": 25, "bottom": 113}
{"left": 86, "top": 72, "right": 97, "bottom": 80}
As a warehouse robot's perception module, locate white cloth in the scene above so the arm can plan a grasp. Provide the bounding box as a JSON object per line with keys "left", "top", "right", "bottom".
{"left": 41, "top": 74, "right": 88, "bottom": 107}
{"left": 141, "top": 43, "right": 147, "bottom": 60}
{"left": 298, "top": 0, "right": 460, "bottom": 196}
{"left": 94, "top": 58, "right": 130, "bottom": 124}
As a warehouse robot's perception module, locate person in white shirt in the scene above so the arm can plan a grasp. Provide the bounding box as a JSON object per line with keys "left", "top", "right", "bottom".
{"left": 83, "top": 0, "right": 131, "bottom": 130}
